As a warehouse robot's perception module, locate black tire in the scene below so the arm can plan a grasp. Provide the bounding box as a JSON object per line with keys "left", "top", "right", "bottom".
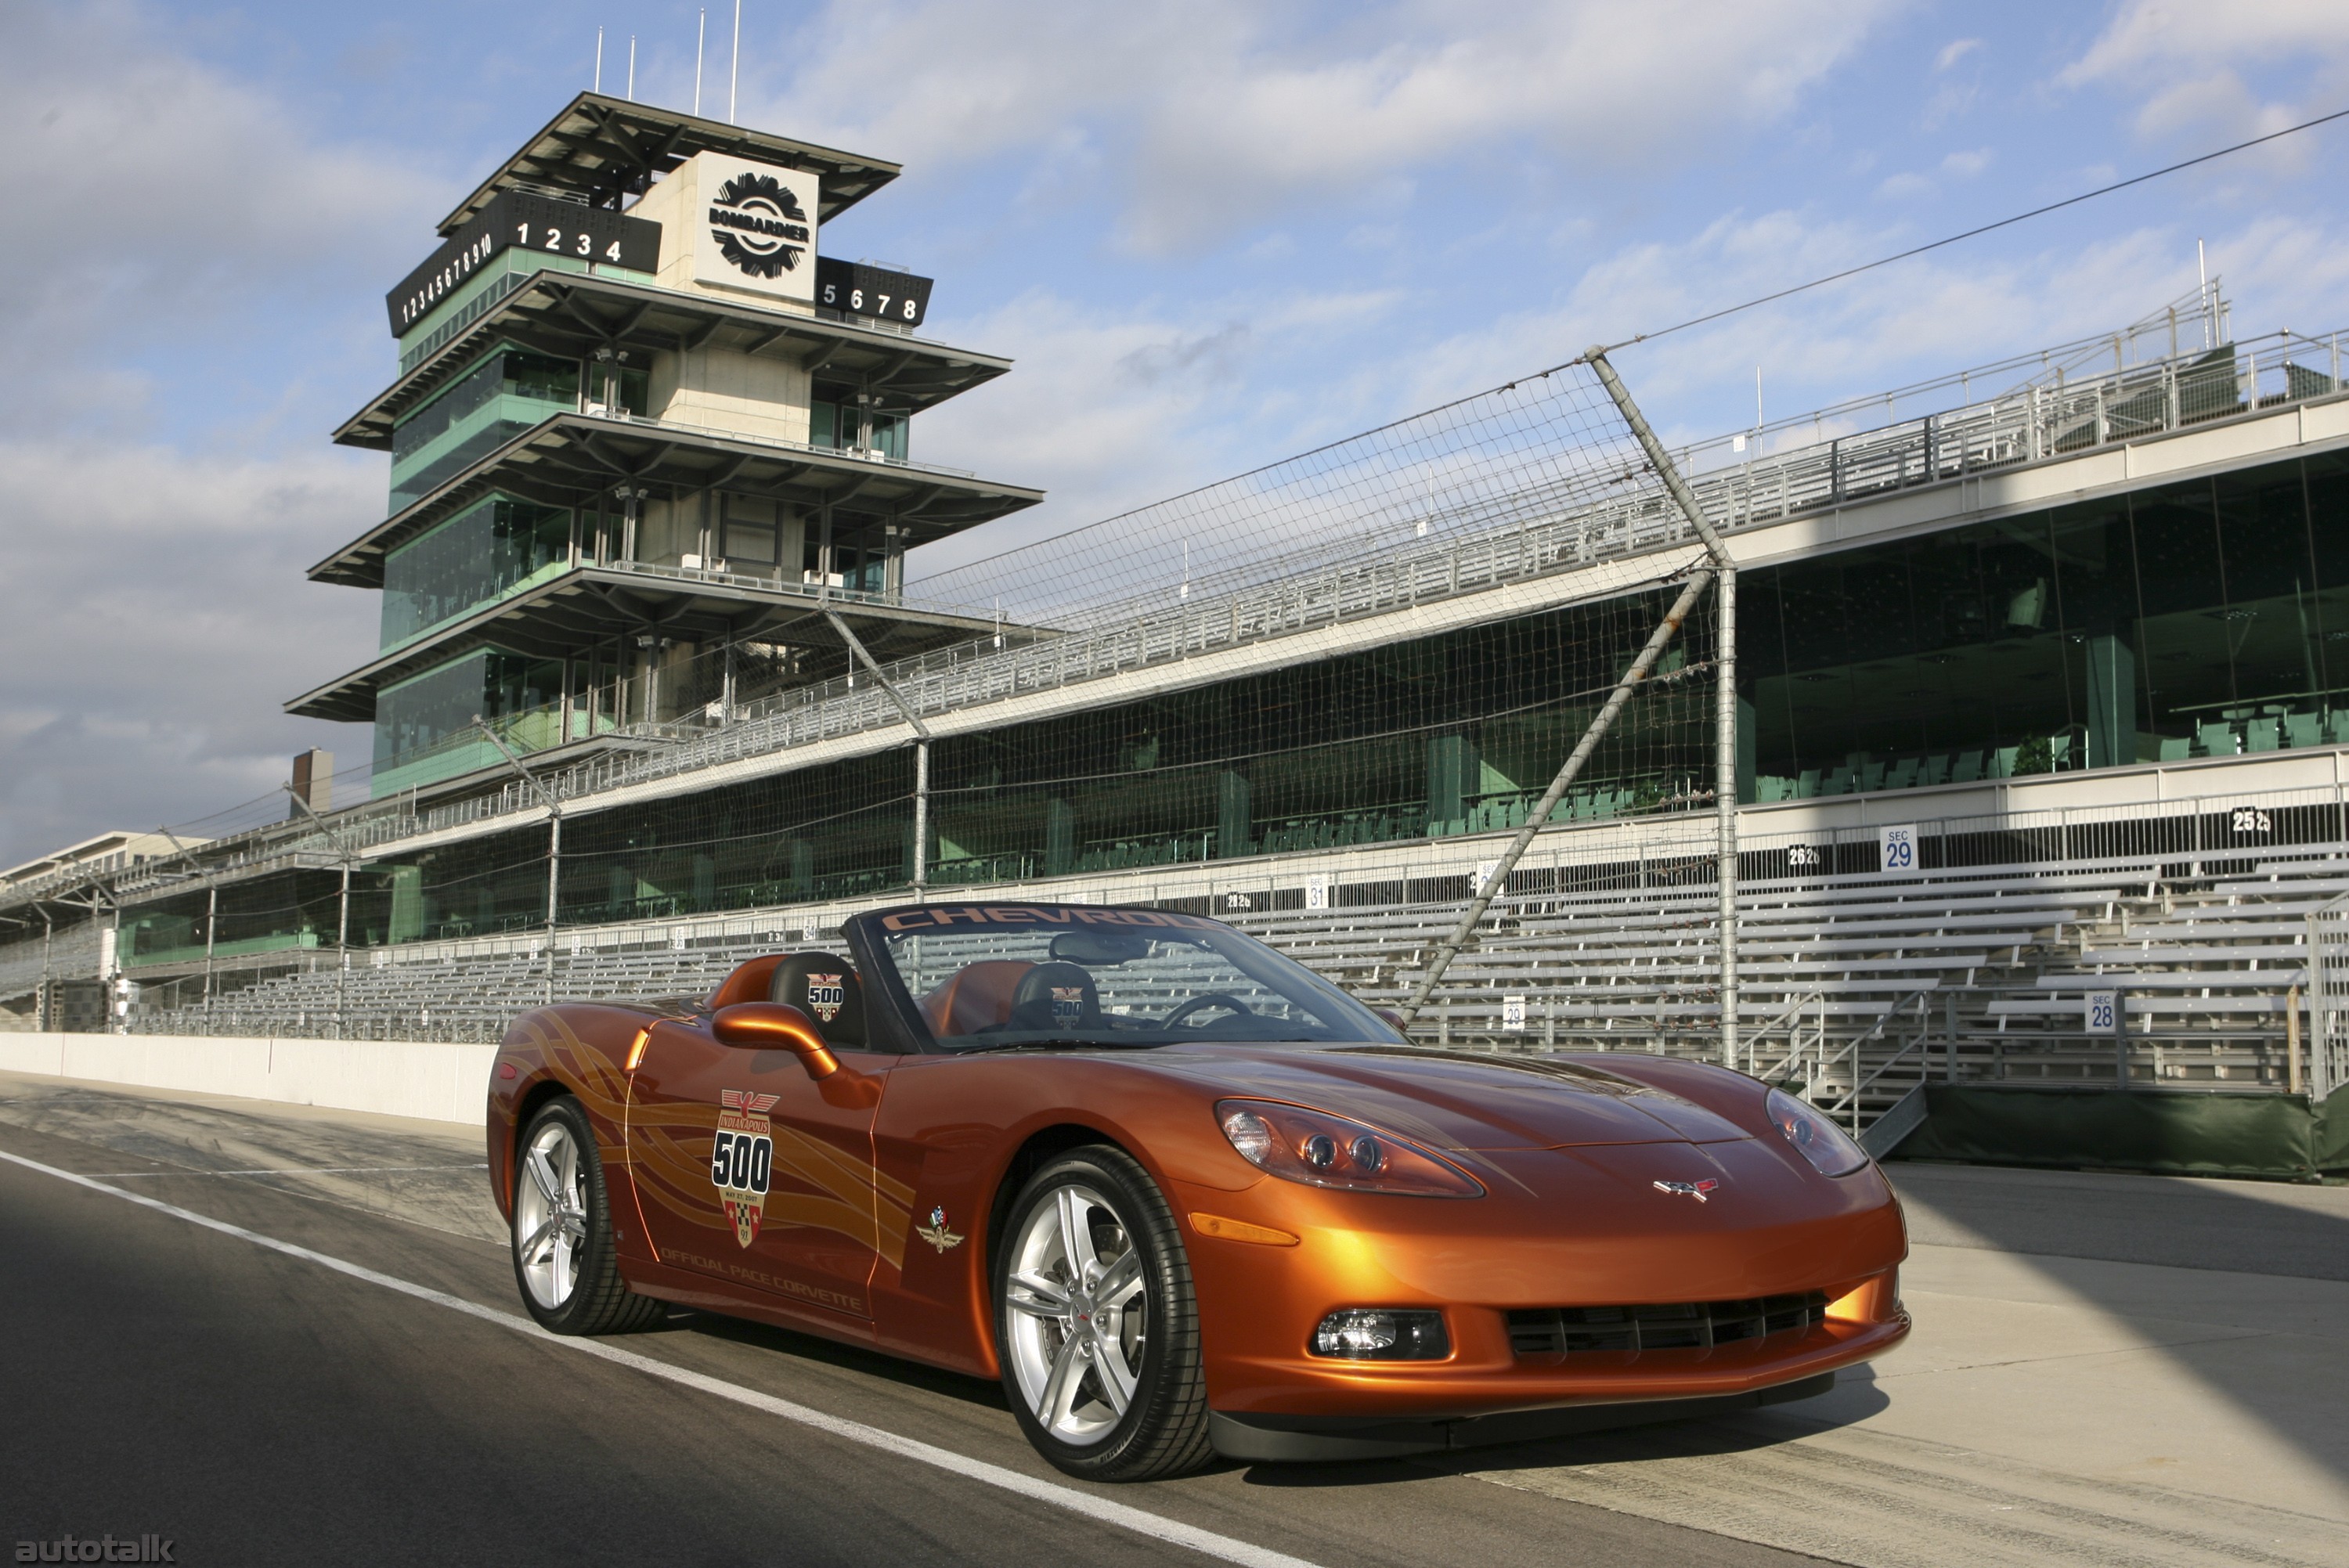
{"left": 511, "top": 1097, "right": 666, "bottom": 1336}
{"left": 994, "top": 1146, "right": 1214, "bottom": 1481}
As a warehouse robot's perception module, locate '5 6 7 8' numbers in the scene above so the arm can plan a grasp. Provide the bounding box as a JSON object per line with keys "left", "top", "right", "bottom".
{"left": 710, "top": 1129, "right": 773, "bottom": 1195}
{"left": 820, "top": 282, "right": 919, "bottom": 320}
{"left": 521, "top": 223, "right": 626, "bottom": 262}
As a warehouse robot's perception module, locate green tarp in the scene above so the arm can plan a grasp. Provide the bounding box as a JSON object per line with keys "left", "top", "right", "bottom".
{"left": 1889, "top": 1083, "right": 2349, "bottom": 1181}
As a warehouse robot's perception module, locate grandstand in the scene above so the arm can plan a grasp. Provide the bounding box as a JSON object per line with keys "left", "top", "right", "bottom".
{"left": 6, "top": 88, "right": 2349, "bottom": 1133}
{"left": 104, "top": 777, "right": 2347, "bottom": 1126}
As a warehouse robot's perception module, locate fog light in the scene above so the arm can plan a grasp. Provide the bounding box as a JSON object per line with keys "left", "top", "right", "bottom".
{"left": 1311, "top": 1308, "right": 1449, "bottom": 1361}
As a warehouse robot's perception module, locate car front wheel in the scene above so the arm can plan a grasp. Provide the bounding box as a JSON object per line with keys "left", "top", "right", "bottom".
{"left": 511, "top": 1096, "right": 665, "bottom": 1336}
{"left": 995, "top": 1146, "right": 1214, "bottom": 1480}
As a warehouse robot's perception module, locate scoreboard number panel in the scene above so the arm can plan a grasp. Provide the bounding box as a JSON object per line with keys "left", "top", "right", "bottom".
{"left": 815, "top": 257, "right": 934, "bottom": 330}
{"left": 387, "top": 191, "right": 661, "bottom": 334}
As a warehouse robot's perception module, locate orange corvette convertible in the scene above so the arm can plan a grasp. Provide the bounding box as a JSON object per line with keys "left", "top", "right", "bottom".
{"left": 488, "top": 902, "right": 1907, "bottom": 1480}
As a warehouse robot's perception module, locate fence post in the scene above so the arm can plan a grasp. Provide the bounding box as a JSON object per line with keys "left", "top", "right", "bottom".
{"left": 2310, "top": 906, "right": 2339, "bottom": 1100}
{"left": 202, "top": 886, "right": 218, "bottom": 1018}
{"left": 2113, "top": 987, "right": 2131, "bottom": 1090}
{"left": 2287, "top": 982, "right": 2304, "bottom": 1096}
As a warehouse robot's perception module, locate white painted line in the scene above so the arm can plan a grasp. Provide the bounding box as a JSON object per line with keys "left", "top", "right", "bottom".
{"left": 0, "top": 1147, "right": 1321, "bottom": 1568}
{"left": 86, "top": 1165, "right": 489, "bottom": 1177}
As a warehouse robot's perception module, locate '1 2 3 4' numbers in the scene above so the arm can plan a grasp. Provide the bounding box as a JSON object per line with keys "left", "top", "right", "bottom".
{"left": 521, "top": 224, "right": 625, "bottom": 261}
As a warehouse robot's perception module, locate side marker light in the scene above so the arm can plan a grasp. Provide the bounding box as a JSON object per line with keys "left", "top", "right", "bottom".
{"left": 625, "top": 1029, "right": 651, "bottom": 1072}
{"left": 1190, "top": 1213, "right": 1300, "bottom": 1247}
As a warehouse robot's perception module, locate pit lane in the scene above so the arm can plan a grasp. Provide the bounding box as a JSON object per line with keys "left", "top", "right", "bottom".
{"left": 2, "top": 1071, "right": 2344, "bottom": 1568}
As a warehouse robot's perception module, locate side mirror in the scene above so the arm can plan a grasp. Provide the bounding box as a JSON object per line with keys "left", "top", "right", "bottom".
{"left": 711, "top": 1002, "right": 839, "bottom": 1080}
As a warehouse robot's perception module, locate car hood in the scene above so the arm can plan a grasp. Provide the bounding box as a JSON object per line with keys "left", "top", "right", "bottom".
{"left": 1151, "top": 1044, "right": 1752, "bottom": 1151}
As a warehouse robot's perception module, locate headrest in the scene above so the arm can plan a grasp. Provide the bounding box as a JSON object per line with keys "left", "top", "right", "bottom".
{"left": 768, "top": 953, "right": 865, "bottom": 1047}
{"left": 1009, "top": 961, "right": 1102, "bottom": 1033}
{"left": 919, "top": 960, "right": 1033, "bottom": 1039}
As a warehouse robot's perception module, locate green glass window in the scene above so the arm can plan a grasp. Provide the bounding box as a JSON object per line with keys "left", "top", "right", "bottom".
{"left": 1741, "top": 452, "right": 2349, "bottom": 798}
{"left": 359, "top": 451, "right": 2349, "bottom": 931}
{"left": 380, "top": 496, "right": 572, "bottom": 647}
{"left": 810, "top": 394, "right": 908, "bottom": 460}
{"left": 373, "top": 649, "right": 563, "bottom": 776}
{"left": 388, "top": 348, "right": 579, "bottom": 511}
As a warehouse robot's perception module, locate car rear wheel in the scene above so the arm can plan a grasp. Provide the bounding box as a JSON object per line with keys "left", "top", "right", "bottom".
{"left": 995, "top": 1147, "right": 1214, "bottom": 1480}
{"left": 511, "top": 1097, "right": 665, "bottom": 1336}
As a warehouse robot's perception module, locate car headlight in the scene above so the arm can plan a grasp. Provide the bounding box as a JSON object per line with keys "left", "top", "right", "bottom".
{"left": 1767, "top": 1089, "right": 1869, "bottom": 1177}
{"left": 1216, "top": 1100, "right": 1483, "bottom": 1197}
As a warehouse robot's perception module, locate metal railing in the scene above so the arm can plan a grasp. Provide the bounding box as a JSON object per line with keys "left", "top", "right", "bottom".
{"left": 370, "top": 319, "right": 2346, "bottom": 850}
{"left": 2305, "top": 892, "right": 2349, "bottom": 1098}
{"left": 568, "top": 403, "right": 981, "bottom": 478}
{"left": 1809, "top": 989, "right": 1936, "bottom": 1132}
{"left": 22, "top": 307, "right": 2349, "bottom": 910}
{"left": 1743, "top": 990, "right": 1826, "bottom": 1081}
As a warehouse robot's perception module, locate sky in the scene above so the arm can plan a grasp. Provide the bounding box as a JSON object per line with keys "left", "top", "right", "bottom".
{"left": 4, "top": 0, "right": 2349, "bottom": 867}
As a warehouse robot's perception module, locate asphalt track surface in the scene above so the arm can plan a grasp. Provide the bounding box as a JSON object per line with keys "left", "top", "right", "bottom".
{"left": 0, "top": 1105, "right": 1815, "bottom": 1568}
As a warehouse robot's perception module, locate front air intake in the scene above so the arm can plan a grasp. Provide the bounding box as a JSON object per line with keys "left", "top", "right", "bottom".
{"left": 1506, "top": 1292, "right": 1828, "bottom": 1361}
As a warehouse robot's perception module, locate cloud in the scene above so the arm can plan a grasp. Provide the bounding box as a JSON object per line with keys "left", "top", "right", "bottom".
{"left": 754, "top": 0, "right": 1897, "bottom": 253}
{"left": 0, "top": 439, "right": 382, "bottom": 865}
{"left": 912, "top": 201, "right": 2340, "bottom": 596}
{"left": 1941, "top": 147, "right": 1994, "bottom": 178}
{"left": 0, "top": 2, "right": 438, "bottom": 434}
{"left": 2061, "top": 2, "right": 2349, "bottom": 85}
{"left": 0, "top": 2, "right": 426, "bottom": 863}
{"left": 2131, "top": 70, "right": 2306, "bottom": 152}
{"left": 1920, "top": 80, "right": 1978, "bottom": 132}
{"left": 1875, "top": 171, "right": 1935, "bottom": 200}
{"left": 2058, "top": 1, "right": 2349, "bottom": 170}
{"left": 907, "top": 281, "right": 1405, "bottom": 577}
{"left": 1935, "top": 38, "right": 1983, "bottom": 72}
{"left": 1388, "top": 206, "right": 2318, "bottom": 449}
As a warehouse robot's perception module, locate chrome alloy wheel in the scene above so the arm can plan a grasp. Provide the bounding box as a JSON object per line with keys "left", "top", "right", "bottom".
{"left": 1002, "top": 1184, "right": 1146, "bottom": 1446}
{"left": 514, "top": 1119, "right": 589, "bottom": 1310}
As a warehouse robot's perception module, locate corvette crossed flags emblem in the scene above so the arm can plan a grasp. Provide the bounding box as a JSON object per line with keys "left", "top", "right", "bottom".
{"left": 1652, "top": 1179, "right": 1720, "bottom": 1202}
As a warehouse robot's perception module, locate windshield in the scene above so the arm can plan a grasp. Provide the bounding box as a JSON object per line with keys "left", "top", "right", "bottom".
{"left": 863, "top": 906, "right": 1404, "bottom": 1051}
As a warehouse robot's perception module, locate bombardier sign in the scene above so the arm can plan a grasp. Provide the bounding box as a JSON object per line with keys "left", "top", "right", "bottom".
{"left": 691, "top": 153, "right": 821, "bottom": 303}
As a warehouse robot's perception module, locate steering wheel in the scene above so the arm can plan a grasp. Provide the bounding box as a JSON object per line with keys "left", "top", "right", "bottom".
{"left": 1163, "top": 993, "right": 1256, "bottom": 1029}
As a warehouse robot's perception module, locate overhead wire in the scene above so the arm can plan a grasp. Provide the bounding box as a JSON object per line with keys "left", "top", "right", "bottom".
{"left": 1593, "top": 103, "right": 2349, "bottom": 356}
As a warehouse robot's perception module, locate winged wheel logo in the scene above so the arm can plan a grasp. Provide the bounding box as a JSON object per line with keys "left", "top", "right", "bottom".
{"left": 915, "top": 1204, "right": 965, "bottom": 1253}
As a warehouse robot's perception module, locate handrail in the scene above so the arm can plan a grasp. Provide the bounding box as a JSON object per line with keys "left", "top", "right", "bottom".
{"left": 1816, "top": 986, "right": 1936, "bottom": 1128}
{"left": 1742, "top": 990, "right": 1824, "bottom": 1080}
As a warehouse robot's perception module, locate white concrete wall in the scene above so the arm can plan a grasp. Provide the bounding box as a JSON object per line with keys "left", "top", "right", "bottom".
{"left": 651, "top": 341, "right": 811, "bottom": 445}
{"left": 0, "top": 1033, "right": 496, "bottom": 1126}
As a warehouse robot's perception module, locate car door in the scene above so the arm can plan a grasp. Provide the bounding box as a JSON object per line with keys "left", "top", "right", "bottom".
{"left": 624, "top": 1015, "right": 892, "bottom": 1320}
